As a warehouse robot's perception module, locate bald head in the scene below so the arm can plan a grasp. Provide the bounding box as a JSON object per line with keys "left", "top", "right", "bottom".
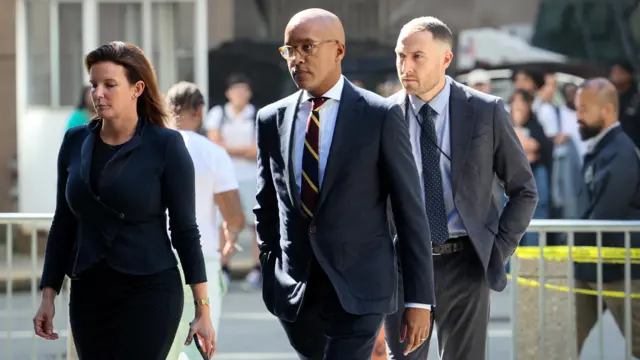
{"left": 576, "top": 77, "right": 620, "bottom": 140}
{"left": 579, "top": 77, "right": 619, "bottom": 114}
{"left": 282, "top": 8, "right": 346, "bottom": 97}
{"left": 286, "top": 8, "right": 345, "bottom": 44}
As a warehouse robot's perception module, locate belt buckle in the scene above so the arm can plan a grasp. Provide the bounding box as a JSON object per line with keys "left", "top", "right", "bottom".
{"left": 433, "top": 241, "right": 459, "bottom": 256}
{"left": 432, "top": 243, "right": 446, "bottom": 256}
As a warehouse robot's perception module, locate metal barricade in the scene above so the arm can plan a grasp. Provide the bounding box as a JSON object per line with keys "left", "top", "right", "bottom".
{"left": 2, "top": 214, "right": 640, "bottom": 359}
{"left": 511, "top": 219, "right": 640, "bottom": 360}
{"left": 0, "top": 213, "right": 72, "bottom": 360}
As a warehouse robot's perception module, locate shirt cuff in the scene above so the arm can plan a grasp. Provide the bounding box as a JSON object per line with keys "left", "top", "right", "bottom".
{"left": 404, "top": 303, "right": 432, "bottom": 310}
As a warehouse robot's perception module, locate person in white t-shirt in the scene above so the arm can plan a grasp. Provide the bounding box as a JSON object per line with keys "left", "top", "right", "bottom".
{"left": 165, "top": 82, "right": 245, "bottom": 360}
{"left": 203, "top": 74, "right": 261, "bottom": 290}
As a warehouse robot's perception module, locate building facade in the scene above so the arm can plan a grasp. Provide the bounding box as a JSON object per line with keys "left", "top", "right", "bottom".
{"left": 4, "top": 0, "right": 540, "bottom": 215}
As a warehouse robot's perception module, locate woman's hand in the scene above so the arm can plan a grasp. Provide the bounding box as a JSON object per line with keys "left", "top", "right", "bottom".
{"left": 33, "top": 296, "right": 59, "bottom": 340}
{"left": 185, "top": 312, "right": 216, "bottom": 358}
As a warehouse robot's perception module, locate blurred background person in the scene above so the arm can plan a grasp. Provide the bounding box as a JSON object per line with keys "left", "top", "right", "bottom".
{"left": 512, "top": 68, "right": 559, "bottom": 138}
{"left": 65, "top": 86, "right": 96, "bottom": 130}
{"left": 550, "top": 82, "right": 586, "bottom": 222}
{"left": 609, "top": 59, "right": 640, "bottom": 149}
{"left": 203, "top": 73, "right": 261, "bottom": 290}
{"left": 467, "top": 68, "right": 492, "bottom": 94}
{"left": 573, "top": 78, "right": 640, "bottom": 358}
{"left": 508, "top": 88, "right": 553, "bottom": 245}
{"left": 166, "top": 81, "right": 245, "bottom": 360}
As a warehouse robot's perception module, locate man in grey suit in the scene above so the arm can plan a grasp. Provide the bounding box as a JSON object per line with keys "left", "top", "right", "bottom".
{"left": 384, "top": 17, "right": 538, "bottom": 360}
{"left": 254, "top": 9, "right": 435, "bottom": 359}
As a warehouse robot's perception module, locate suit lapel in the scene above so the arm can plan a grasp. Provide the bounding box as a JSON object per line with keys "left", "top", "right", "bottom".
{"left": 80, "top": 123, "right": 98, "bottom": 186}
{"left": 448, "top": 80, "right": 475, "bottom": 192}
{"left": 315, "top": 81, "right": 364, "bottom": 214}
{"left": 279, "top": 91, "right": 303, "bottom": 213}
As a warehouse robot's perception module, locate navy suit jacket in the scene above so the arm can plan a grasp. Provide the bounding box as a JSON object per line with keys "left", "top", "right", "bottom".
{"left": 575, "top": 126, "right": 640, "bottom": 282}
{"left": 40, "top": 119, "right": 206, "bottom": 293}
{"left": 254, "top": 79, "right": 435, "bottom": 322}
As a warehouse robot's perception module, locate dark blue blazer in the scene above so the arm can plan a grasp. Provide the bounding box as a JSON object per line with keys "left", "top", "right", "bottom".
{"left": 40, "top": 119, "right": 206, "bottom": 293}
{"left": 254, "top": 80, "right": 435, "bottom": 322}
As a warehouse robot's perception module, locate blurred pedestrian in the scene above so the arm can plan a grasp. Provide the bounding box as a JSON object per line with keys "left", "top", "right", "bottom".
{"left": 466, "top": 68, "right": 492, "bottom": 94}
{"left": 203, "top": 74, "right": 261, "bottom": 290}
{"left": 385, "top": 16, "right": 537, "bottom": 360}
{"left": 33, "top": 41, "right": 215, "bottom": 359}
{"left": 65, "top": 86, "right": 96, "bottom": 130}
{"left": 573, "top": 78, "right": 640, "bottom": 357}
{"left": 165, "top": 81, "right": 245, "bottom": 359}
{"left": 255, "top": 8, "right": 434, "bottom": 359}
{"left": 508, "top": 89, "right": 553, "bottom": 245}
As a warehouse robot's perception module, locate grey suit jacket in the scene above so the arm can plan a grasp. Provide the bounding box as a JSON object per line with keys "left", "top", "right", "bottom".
{"left": 388, "top": 79, "right": 538, "bottom": 291}
{"left": 254, "top": 79, "right": 435, "bottom": 322}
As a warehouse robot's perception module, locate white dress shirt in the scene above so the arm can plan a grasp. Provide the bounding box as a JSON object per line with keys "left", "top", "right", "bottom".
{"left": 294, "top": 76, "right": 344, "bottom": 190}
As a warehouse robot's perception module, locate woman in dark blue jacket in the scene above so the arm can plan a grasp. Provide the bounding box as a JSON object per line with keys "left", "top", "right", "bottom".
{"left": 32, "top": 41, "right": 215, "bottom": 359}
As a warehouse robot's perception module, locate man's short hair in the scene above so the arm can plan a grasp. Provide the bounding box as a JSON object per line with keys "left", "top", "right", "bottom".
{"left": 400, "top": 16, "right": 453, "bottom": 46}
{"left": 579, "top": 77, "right": 620, "bottom": 114}
{"left": 226, "top": 73, "right": 251, "bottom": 89}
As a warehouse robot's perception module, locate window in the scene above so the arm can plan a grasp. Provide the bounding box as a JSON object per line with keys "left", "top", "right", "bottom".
{"left": 99, "top": 4, "right": 142, "bottom": 46}
{"left": 59, "top": 3, "right": 84, "bottom": 107}
{"left": 25, "top": 0, "right": 84, "bottom": 107}
{"left": 152, "top": 2, "right": 195, "bottom": 92}
{"left": 25, "top": 0, "right": 50, "bottom": 106}
{"left": 22, "top": 0, "right": 204, "bottom": 108}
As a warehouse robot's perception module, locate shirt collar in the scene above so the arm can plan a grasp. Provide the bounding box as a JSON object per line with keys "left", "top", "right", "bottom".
{"left": 587, "top": 122, "right": 620, "bottom": 153}
{"left": 301, "top": 75, "right": 345, "bottom": 103}
{"left": 408, "top": 77, "right": 451, "bottom": 116}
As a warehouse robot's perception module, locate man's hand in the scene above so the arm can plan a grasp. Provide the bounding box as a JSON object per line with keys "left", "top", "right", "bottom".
{"left": 399, "top": 307, "right": 432, "bottom": 355}
{"left": 221, "top": 224, "right": 242, "bottom": 257}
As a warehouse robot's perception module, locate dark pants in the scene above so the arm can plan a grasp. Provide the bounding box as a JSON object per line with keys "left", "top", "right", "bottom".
{"left": 385, "top": 240, "right": 491, "bottom": 360}
{"left": 279, "top": 260, "right": 385, "bottom": 360}
{"left": 69, "top": 261, "right": 183, "bottom": 360}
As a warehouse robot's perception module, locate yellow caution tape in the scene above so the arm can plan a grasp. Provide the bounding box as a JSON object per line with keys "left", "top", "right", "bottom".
{"left": 507, "top": 275, "right": 640, "bottom": 299}
{"left": 510, "top": 246, "right": 640, "bottom": 297}
{"left": 514, "top": 246, "right": 640, "bottom": 264}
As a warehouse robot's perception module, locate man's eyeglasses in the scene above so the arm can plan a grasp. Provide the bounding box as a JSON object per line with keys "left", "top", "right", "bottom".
{"left": 278, "top": 40, "right": 339, "bottom": 60}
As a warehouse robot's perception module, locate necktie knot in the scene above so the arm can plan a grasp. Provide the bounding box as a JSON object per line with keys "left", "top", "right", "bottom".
{"left": 310, "top": 97, "right": 328, "bottom": 111}
{"left": 419, "top": 104, "right": 437, "bottom": 122}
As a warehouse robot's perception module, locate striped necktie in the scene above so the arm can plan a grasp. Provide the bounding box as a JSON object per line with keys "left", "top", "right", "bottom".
{"left": 301, "top": 97, "right": 327, "bottom": 218}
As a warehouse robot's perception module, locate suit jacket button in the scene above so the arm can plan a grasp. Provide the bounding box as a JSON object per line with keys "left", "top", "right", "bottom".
{"left": 119, "top": 213, "right": 125, "bottom": 219}
{"left": 309, "top": 225, "right": 316, "bottom": 234}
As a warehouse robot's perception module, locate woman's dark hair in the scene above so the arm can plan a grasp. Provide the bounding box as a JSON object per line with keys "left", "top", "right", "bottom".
{"left": 509, "top": 88, "right": 535, "bottom": 106}
{"left": 76, "top": 85, "right": 92, "bottom": 110}
{"left": 165, "top": 81, "right": 205, "bottom": 116}
{"left": 511, "top": 68, "right": 545, "bottom": 90}
{"left": 84, "top": 41, "right": 169, "bottom": 128}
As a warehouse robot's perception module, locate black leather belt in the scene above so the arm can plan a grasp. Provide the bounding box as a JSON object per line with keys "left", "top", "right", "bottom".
{"left": 432, "top": 236, "right": 469, "bottom": 255}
